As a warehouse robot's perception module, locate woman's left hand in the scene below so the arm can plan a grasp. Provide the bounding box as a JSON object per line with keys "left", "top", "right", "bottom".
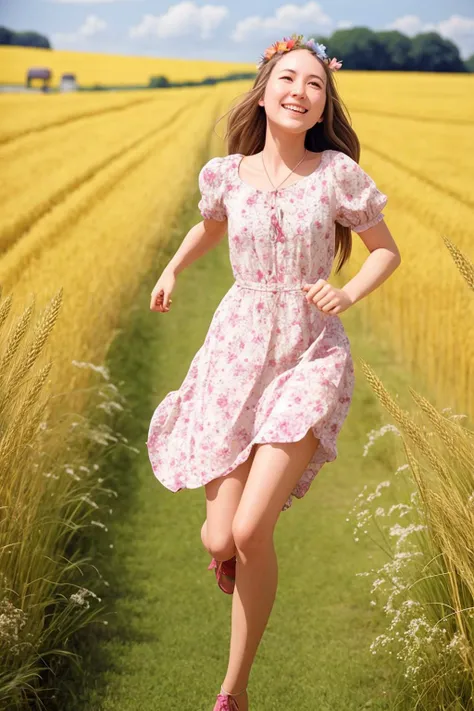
{"left": 301, "top": 280, "right": 354, "bottom": 316}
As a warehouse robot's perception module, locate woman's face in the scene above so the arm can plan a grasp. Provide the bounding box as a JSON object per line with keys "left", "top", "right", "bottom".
{"left": 258, "top": 49, "right": 327, "bottom": 134}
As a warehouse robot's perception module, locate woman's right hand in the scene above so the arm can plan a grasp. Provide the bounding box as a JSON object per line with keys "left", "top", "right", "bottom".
{"left": 150, "top": 268, "right": 176, "bottom": 313}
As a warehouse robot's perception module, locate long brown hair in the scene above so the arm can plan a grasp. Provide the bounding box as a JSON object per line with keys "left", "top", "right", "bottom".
{"left": 217, "top": 49, "right": 361, "bottom": 273}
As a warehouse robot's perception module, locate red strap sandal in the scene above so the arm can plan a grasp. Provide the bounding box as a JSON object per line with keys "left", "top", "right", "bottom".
{"left": 213, "top": 684, "right": 247, "bottom": 710}
{"left": 207, "top": 555, "right": 237, "bottom": 594}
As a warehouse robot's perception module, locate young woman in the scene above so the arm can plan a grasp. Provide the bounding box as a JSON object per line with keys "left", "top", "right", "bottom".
{"left": 147, "top": 34, "right": 401, "bottom": 711}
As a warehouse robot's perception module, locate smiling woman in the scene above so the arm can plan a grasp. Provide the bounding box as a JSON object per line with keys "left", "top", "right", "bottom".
{"left": 146, "top": 32, "right": 399, "bottom": 711}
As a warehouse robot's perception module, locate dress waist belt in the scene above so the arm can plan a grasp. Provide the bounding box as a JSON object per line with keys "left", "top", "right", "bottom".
{"left": 234, "top": 280, "right": 305, "bottom": 292}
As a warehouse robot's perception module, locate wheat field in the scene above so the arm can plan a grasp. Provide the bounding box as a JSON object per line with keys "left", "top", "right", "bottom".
{"left": 0, "top": 82, "right": 238, "bottom": 415}
{"left": 0, "top": 45, "right": 256, "bottom": 87}
{"left": 0, "top": 69, "right": 473, "bottom": 419}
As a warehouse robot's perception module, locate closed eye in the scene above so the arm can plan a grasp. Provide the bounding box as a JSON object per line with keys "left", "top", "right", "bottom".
{"left": 281, "top": 75, "right": 322, "bottom": 88}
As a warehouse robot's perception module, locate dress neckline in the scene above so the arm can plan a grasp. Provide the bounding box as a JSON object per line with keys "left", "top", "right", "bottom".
{"left": 234, "top": 150, "right": 329, "bottom": 194}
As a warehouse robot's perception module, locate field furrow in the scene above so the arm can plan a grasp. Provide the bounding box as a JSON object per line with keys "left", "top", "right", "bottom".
{"left": 338, "top": 71, "right": 474, "bottom": 123}
{"left": 352, "top": 114, "right": 474, "bottom": 205}
{"left": 0, "top": 93, "right": 217, "bottom": 295}
{"left": 0, "top": 90, "right": 164, "bottom": 144}
{"left": 352, "top": 107, "right": 474, "bottom": 128}
{"left": 0, "top": 91, "right": 207, "bottom": 252}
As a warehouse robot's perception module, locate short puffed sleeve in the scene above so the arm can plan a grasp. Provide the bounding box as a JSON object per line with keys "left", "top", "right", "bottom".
{"left": 333, "top": 153, "right": 388, "bottom": 233}
{"left": 198, "top": 156, "right": 227, "bottom": 222}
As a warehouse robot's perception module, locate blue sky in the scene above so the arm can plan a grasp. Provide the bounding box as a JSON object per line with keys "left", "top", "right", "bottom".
{"left": 2, "top": 0, "right": 474, "bottom": 62}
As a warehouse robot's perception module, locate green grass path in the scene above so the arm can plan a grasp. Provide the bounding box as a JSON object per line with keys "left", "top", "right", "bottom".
{"left": 66, "top": 170, "right": 413, "bottom": 711}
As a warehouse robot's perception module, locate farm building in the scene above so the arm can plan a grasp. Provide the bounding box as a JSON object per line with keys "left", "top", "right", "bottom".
{"left": 60, "top": 73, "right": 78, "bottom": 92}
{"left": 26, "top": 67, "right": 52, "bottom": 89}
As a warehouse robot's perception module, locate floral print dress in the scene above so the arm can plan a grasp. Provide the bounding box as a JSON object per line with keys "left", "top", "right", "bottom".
{"left": 147, "top": 149, "right": 388, "bottom": 511}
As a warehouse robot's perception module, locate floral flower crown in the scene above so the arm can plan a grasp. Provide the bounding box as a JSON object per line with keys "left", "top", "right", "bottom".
{"left": 257, "top": 33, "right": 343, "bottom": 72}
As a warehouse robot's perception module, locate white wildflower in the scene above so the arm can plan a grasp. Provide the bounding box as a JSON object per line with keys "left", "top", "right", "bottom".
{"left": 69, "top": 586, "right": 101, "bottom": 610}
{"left": 71, "top": 360, "right": 110, "bottom": 381}
{"left": 0, "top": 599, "right": 28, "bottom": 648}
{"left": 80, "top": 495, "right": 99, "bottom": 509}
{"left": 395, "top": 463, "right": 409, "bottom": 475}
{"left": 96, "top": 401, "right": 124, "bottom": 415}
{"left": 362, "top": 424, "right": 401, "bottom": 457}
{"left": 65, "top": 467, "right": 81, "bottom": 481}
{"left": 90, "top": 520, "right": 108, "bottom": 531}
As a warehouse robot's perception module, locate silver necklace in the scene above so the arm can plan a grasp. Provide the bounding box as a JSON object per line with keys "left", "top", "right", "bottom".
{"left": 260, "top": 149, "right": 307, "bottom": 247}
{"left": 261, "top": 149, "right": 308, "bottom": 191}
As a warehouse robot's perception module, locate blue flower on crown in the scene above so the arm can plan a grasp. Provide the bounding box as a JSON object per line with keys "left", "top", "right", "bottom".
{"left": 304, "top": 39, "right": 328, "bottom": 61}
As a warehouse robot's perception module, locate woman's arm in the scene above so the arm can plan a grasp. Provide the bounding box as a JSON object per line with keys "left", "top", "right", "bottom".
{"left": 164, "top": 217, "right": 228, "bottom": 276}
{"left": 341, "top": 219, "right": 401, "bottom": 305}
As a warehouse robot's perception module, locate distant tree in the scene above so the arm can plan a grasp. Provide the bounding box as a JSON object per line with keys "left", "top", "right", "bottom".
{"left": 325, "top": 27, "right": 392, "bottom": 70}
{"left": 15, "top": 31, "right": 51, "bottom": 49}
{"left": 465, "top": 53, "right": 474, "bottom": 72}
{"left": 149, "top": 75, "right": 170, "bottom": 88}
{"left": 408, "top": 32, "right": 466, "bottom": 72}
{"left": 0, "top": 26, "right": 51, "bottom": 48}
{"left": 305, "top": 27, "right": 469, "bottom": 73}
{"left": 0, "top": 26, "right": 14, "bottom": 45}
{"left": 374, "top": 30, "right": 413, "bottom": 70}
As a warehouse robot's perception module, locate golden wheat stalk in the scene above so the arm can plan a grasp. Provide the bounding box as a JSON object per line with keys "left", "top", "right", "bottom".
{"left": 0, "top": 361, "right": 52, "bottom": 462}
{"left": 0, "top": 300, "right": 35, "bottom": 373}
{"left": 408, "top": 388, "right": 473, "bottom": 476}
{"left": 7, "top": 290, "right": 63, "bottom": 398}
{"left": 442, "top": 235, "right": 474, "bottom": 292}
{"left": 358, "top": 357, "right": 453, "bottom": 481}
{"left": 0, "top": 292, "right": 13, "bottom": 332}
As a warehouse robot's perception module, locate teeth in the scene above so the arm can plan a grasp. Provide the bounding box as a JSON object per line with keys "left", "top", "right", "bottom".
{"left": 283, "top": 104, "right": 306, "bottom": 114}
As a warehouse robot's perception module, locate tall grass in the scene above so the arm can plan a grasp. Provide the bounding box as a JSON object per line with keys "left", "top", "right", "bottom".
{"left": 350, "top": 237, "right": 474, "bottom": 709}
{"left": 0, "top": 287, "right": 133, "bottom": 709}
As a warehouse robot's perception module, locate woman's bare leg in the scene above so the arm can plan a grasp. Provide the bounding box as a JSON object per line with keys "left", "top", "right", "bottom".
{"left": 220, "top": 429, "right": 320, "bottom": 710}
{"left": 201, "top": 446, "right": 257, "bottom": 561}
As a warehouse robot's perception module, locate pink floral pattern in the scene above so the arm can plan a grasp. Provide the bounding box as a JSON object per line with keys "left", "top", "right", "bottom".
{"left": 147, "top": 150, "right": 388, "bottom": 511}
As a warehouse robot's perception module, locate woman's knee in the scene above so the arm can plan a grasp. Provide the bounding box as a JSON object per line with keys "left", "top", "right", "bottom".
{"left": 201, "top": 520, "right": 236, "bottom": 560}
{"left": 232, "top": 514, "right": 274, "bottom": 555}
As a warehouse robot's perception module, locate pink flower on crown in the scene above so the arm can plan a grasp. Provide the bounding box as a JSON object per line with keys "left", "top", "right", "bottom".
{"left": 328, "top": 57, "right": 343, "bottom": 70}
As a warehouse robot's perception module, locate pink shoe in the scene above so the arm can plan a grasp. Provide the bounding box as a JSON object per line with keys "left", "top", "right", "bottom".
{"left": 207, "top": 555, "right": 237, "bottom": 595}
{"left": 213, "top": 685, "right": 247, "bottom": 710}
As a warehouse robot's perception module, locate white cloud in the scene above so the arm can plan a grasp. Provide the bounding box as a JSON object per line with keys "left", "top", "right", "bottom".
{"left": 130, "top": 2, "right": 228, "bottom": 41}
{"left": 387, "top": 13, "right": 474, "bottom": 59}
{"left": 81, "top": 14, "right": 107, "bottom": 36}
{"left": 231, "top": 2, "right": 333, "bottom": 43}
{"left": 336, "top": 20, "right": 353, "bottom": 30}
{"left": 52, "top": 14, "right": 107, "bottom": 44}
{"left": 387, "top": 14, "right": 425, "bottom": 36}
{"left": 436, "top": 14, "right": 474, "bottom": 58}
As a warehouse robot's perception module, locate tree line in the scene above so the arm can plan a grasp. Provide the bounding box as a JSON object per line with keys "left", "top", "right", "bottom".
{"left": 0, "top": 26, "right": 51, "bottom": 49}
{"left": 318, "top": 27, "right": 473, "bottom": 72}
{"left": 1, "top": 23, "right": 473, "bottom": 73}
